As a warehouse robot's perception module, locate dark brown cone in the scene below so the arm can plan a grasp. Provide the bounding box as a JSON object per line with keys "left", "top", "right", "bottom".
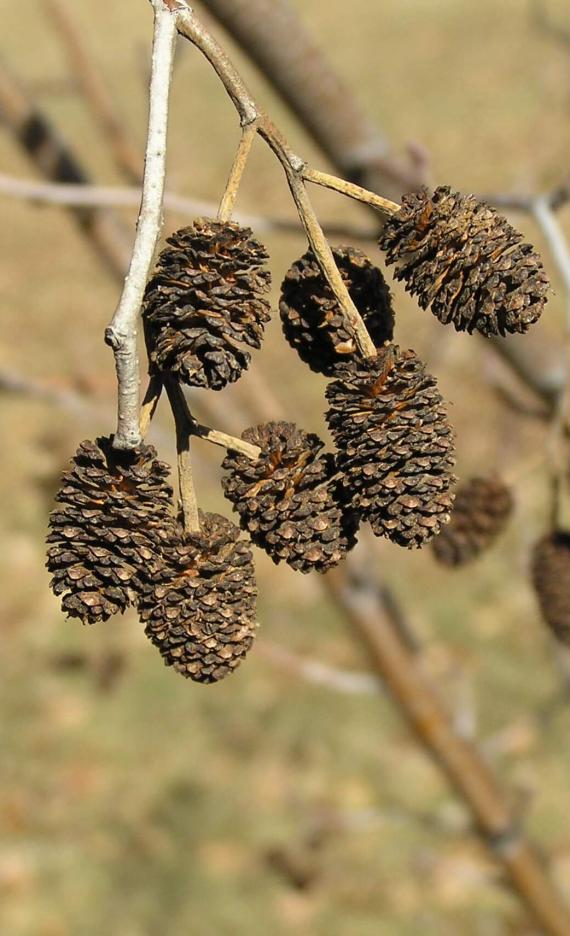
{"left": 221, "top": 421, "right": 358, "bottom": 573}
{"left": 139, "top": 512, "right": 258, "bottom": 683}
{"left": 279, "top": 246, "right": 394, "bottom": 375}
{"left": 326, "top": 346, "right": 456, "bottom": 548}
{"left": 378, "top": 186, "right": 549, "bottom": 337}
{"left": 532, "top": 532, "right": 570, "bottom": 646}
{"left": 46, "top": 437, "right": 174, "bottom": 625}
{"left": 431, "top": 476, "right": 513, "bottom": 567}
{"left": 143, "top": 219, "right": 272, "bottom": 390}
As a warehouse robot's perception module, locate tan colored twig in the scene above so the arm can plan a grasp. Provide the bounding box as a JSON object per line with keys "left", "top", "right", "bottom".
{"left": 165, "top": 378, "right": 200, "bottom": 532}
{"left": 302, "top": 166, "right": 399, "bottom": 216}
{"left": 105, "top": 1, "right": 177, "bottom": 450}
{"left": 43, "top": 0, "right": 143, "bottom": 182}
{"left": 191, "top": 421, "right": 260, "bottom": 460}
{"left": 217, "top": 121, "right": 258, "bottom": 222}
{"left": 139, "top": 375, "right": 163, "bottom": 438}
{"left": 165, "top": 380, "right": 260, "bottom": 459}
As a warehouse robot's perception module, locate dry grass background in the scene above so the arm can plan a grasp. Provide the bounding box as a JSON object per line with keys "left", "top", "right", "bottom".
{"left": 2, "top": 1, "right": 570, "bottom": 933}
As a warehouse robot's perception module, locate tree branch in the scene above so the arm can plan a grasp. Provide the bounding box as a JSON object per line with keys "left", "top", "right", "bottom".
{"left": 105, "top": 1, "right": 177, "bottom": 450}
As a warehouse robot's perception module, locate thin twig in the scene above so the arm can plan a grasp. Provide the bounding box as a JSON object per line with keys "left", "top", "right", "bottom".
{"left": 302, "top": 166, "right": 399, "bottom": 216}
{"left": 162, "top": 382, "right": 261, "bottom": 460}
{"left": 482, "top": 185, "right": 570, "bottom": 214}
{"left": 217, "top": 121, "right": 258, "bottom": 221}
{"left": 105, "top": 1, "right": 177, "bottom": 450}
{"left": 165, "top": 378, "right": 200, "bottom": 532}
{"left": 191, "top": 421, "right": 260, "bottom": 460}
{"left": 139, "top": 375, "right": 163, "bottom": 438}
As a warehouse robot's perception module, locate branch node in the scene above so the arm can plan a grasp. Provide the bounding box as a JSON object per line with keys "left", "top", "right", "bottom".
{"left": 104, "top": 326, "right": 122, "bottom": 350}
{"left": 289, "top": 153, "right": 306, "bottom": 173}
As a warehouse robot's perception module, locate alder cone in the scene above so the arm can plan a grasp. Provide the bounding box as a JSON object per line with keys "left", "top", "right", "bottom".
{"left": 46, "top": 437, "right": 174, "bottom": 625}
{"left": 532, "top": 532, "right": 570, "bottom": 646}
{"left": 143, "top": 219, "right": 271, "bottom": 390}
{"left": 139, "top": 512, "right": 257, "bottom": 683}
{"left": 279, "top": 246, "right": 394, "bottom": 375}
{"left": 326, "top": 346, "right": 456, "bottom": 548}
{"left": 378, "top": 186, "right": 549, "bottom": 336}
{"left": 222, "top": 421, "right": 358, "bottom": 573}
{"left": 431, "top": 476, "right": 513, "bottom": 567}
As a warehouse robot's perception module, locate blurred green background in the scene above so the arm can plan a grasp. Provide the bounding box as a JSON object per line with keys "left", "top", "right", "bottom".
{"left": 2, "top": 1, "right": 570, "bottom": 933}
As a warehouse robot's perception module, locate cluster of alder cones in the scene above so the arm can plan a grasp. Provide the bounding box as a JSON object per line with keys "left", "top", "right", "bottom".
{"left": 46, "top": 185, "right": 567, "bottom": 684}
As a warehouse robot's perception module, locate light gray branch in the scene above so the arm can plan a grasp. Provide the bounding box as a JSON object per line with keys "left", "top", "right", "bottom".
{"left": 105, "top": 1, "right": 177, "bottom": 450}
